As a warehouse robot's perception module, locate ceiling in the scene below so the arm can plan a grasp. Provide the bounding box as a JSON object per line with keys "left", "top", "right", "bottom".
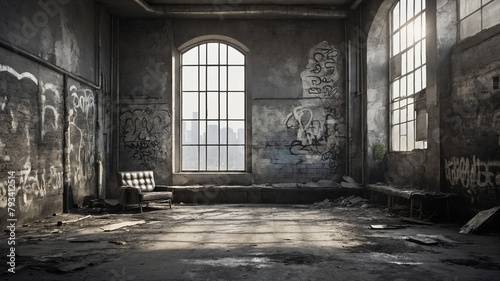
{"left": 98, "top": 0, "right": 362, "bottom": 19}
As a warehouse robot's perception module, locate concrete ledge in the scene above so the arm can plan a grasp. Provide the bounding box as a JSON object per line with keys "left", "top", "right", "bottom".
{"left": 170, "top": 185, "right": 363, "bottom": 204}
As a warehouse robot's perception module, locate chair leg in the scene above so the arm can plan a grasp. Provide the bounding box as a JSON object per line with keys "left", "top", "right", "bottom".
{"left": 139, "top": 202, "right": 143, "bottom": 213}
{"left": 169, "top": 199, "right": 172, "bottom": 209}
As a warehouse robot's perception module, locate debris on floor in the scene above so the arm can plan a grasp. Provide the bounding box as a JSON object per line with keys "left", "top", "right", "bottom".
{"left": 406, "top": 235, "right": 439, "bottom": 246}
{"left": 460, "top": 206, "right": 500, "bottom": 234}
{"left": 370, "top": 224, "right": 408, "bottom": 230}
{"left": 101, "top": 220, "right": 146, "bottom": 232}
{"left": 313, "top": 199, "right": 333, "bottom": 208}
{"left": 57, "top": 215, "right": 92, "bottom": 226}
{"left": 341, "top": 175, "right": 359, "bottom": 188}
{"left": 341, "top": 195, "right": 367, "bottom": 207}
{"left": 400, "top": 217, "right": 434, "bottom": 226}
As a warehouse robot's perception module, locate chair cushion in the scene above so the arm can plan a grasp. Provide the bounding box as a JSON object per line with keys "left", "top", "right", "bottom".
{"left": 119, "top": 171, "right": 155, "bottom": 192}
{"left": 140, "top": 191, "right": 173, "bottom": 201}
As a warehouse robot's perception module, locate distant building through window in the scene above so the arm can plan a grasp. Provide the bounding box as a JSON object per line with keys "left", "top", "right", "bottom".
{"left": 389, "top": 0, "right": 427, "bottom": 151}
{"left": 181, "top": 42, "right": 246, "bottom": 171}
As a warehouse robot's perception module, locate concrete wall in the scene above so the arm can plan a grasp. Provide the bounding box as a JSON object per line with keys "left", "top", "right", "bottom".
{"left": 0, "top": 0, "right": 111, "bottom": 226}
{"left": 443, "top": 25, "right": 500, "bottom": 207}
{"left": 118, "top": 18, "right": 346, "bottom": 185}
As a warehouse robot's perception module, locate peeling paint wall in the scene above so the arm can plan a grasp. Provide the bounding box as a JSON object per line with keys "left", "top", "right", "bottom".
{"left": 443, "top": 26, "right": 500, "bottom": 206}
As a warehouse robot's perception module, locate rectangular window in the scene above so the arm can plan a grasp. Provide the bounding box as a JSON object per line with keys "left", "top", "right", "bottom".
{"left": 390, "top": 0, "right": 427, "bottom": 151}
{"left": 181, "top": 43, "right": 246, "bottom": 171}
{"left": 458, "top": 0, "right": 500, "bottom": 40}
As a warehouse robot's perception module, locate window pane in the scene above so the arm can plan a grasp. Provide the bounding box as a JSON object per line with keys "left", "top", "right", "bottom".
{"left": 407, "top": 21, "right": 414, "bottom": 46}
{"left": 407, "top": 72, "right": 414, "bottom": 96}
{"left": 200, "top": 92, "right": 206, "bottom": 119}
{"left": 220, "top": 66, "right": 227, "bottom": 91}
{"left": 392, "top": 79, "right": 400, "bottom": 100}
{"left": 460, "top": 0, "right": 481, "bottom": 19}
{"left": 401, "top": 107, "right": 407, "bottom": 123}
{"left": 391, "top": 125, "right": 400, "bottom": 151}
{"left": 422, "top": 39, "right": 426, "bottom": 64}
{"left": 415, "top": 42, "right": 422, "bottom": 67}
{"left": 228, "top": 92, "right": 245, "bottom": 119}
{"left": 407, "top": 48, "right": 414, "bottom": 73}
{"left": 415, "top": 67, "right": 422, "bottom": 92}
{"left": 207, "top": 43, "right": 219, "bottom": 64}
{"left": 408, "top": 0, "right": 414, "bottom": 18}
{"left": 393, "top": 32, "right": 400, "bottom": 55}
{"left": 483, "top": 0, "right": 500, "bottom": 29}
{"left": 228, "top": 46, "right": 244, "bottom": 65}
{"left": 220, "top": 146, "right": 228, "bottom": 170}
{"left": 207, "top": 66, "right": 219, "bottom": 91}
{"left": 400, "top": 0, "right": 407, "bottom": 25}
{"left": 199, "top": 66, "right": 206, "bottom": 91}
{"left": 415, "top": 0, "right": 422, "bottom": 14}
{"left": 200, "top": 44, "right": 207, "bottom": 65}
{"left": 421, "top": 12, "right": 426, "bottom": 38}
{"left": 207, "top": 121, "right": 219, "bottom": 144}
{"left": 414, "top": 15, "right": 422, "bottom": 42}
{"left": 220, "top": 92, "right": 227, "bottom": 119}
{"left": 183, "top": 92, "right": 198, "bottom": 119}
{"left": 400, "top": 75, "right": 407, "bottom": 97}
{"left": 460, "top": 10, "right": 482, "bottom": 39}
{"left": 228, "top": 121, "right": 245, "bottom": 144}
{"left": 228, "top": 146, "right": 245, "bottom": 170}
{"left": 220, "top": 121, "right": 228, "bottom": 145}
{"left": 183, "top": 47, "right": 198, "bottom": 65}
{"left": 182, "top": 66, "right": 198, "bottom": 91}
{"left": 393, "top": 2, "right": 400, "bottom": 31}
{"left": 392, "top": 109, "right": 400, "bottom": 125}
{"left": 182, "top": 146, "right": 198, "bottom": 170}
{"left": 220, "top": 44, "right": 227, "bottom": 65}
{"left": 207, "top": 92, "right": 219, "bottom": 119}
{"left": 422, "top": 64, "right": 427, "bottom": 88}
{"left": 207, "top": 146, "right": 219, "bottom": 170}
{"left": 228, "top": 66, "right": 245, "bottom": 91}
{"left": 401, "top": 26, "right": 407, "bottom": 50}
{"left": 199, "top": 146, "right": 207, "bottom": 171}
{"left": 402, "top": 52, "right": 407, "bottom": 75}
{"left": 400, "top": 135, "right": 407, "bottom": 151}
{"left": 182, "top": 121, "right": 199, "bottom": 144}
{"left": 200, "top": 120, "right": 206, "bottom": 145}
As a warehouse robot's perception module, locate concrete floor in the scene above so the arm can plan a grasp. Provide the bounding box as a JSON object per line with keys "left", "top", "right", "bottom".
{"left": 2, "top": 203, "right": 500, "bottom": 281}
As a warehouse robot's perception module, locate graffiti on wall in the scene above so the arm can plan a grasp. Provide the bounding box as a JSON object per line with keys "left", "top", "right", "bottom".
{"left": 0, "top": 64, "right": 63, "bottom": 208}
{"left": 445, "top": 155, "right": 500, "bottom": 190}
{"left": 120, "top": 106, "right": 170, "bottom": 168}
{"left": 284, "top": 103, "right": 344, "bottom": 171}
{"left": 40, "top": 82, "right": 61, "bottom": 139}
{"left": 300, "top": 41, "right": 340, "bottom": 98}
{"left": 68, "top": 84, "right": 96, "bottom": 188}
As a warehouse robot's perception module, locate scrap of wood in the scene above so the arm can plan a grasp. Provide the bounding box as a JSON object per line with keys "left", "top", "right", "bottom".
{"left": 460, "top": 206, "right": 500, "bottom": 234}
{"left": 370, "top": 224, "right": 408, "bottom": 229}
{"left": 406, "top": 236, "right": 439, "bottom": 246}
{"left": 101, "top": 220, "right": 146, "bottom": 232}
{"left": 60, "top": 215, "right": 92, "bottom": 224}
{"left": 400, "top": 217, "right": 433, "bottom": 226}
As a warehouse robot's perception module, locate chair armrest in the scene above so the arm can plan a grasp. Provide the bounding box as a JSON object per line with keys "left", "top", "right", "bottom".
{"left": 154, "top": 184, "right": 172, "bottom": 192}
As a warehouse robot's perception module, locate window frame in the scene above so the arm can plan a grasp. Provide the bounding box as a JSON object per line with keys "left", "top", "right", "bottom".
{"left": 176, "top": 37, "right": 250, "bottom": 173}
{"left": 457, "top": 0, "right": 500, "bottom": 41}
{"left": 389, "top": 0, "right": 428, "bottom": 152}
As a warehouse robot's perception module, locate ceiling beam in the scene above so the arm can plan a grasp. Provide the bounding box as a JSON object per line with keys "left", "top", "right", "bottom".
{"left": 133, "top": 0, "right": 348, "bottom": 19}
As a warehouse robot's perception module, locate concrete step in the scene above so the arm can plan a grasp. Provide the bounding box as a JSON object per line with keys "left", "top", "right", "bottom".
{"left": 170, "top": 185, "right": 363, "bottom": 204}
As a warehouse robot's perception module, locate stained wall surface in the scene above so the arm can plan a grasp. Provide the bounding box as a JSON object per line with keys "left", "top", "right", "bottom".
{"left": 444, "top": 25, "right": 500, "bottom": 207}
{"left": 118, "top": 19, "right": 347, "bottom": 184}
{"left": 0, "top": 0, "right": 111, "bottom": 227}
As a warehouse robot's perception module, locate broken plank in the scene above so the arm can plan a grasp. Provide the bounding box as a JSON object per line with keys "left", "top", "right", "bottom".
{"left": 460, "top": 206, "right": 500, "bottom": 235}
{"left": 59, "top": 215, "right": 92, "bottom": 225}
{"left": 406, "top": 236, "right": 439, "bottom": 246}
{"left": 400, "top": 217, "right": 433, "bottom": 226}
{"left": 370, "top": 224, "right": 408, "bottom": 229}
{"left": 101, "top": 220, "right": 146, "bottom": 232}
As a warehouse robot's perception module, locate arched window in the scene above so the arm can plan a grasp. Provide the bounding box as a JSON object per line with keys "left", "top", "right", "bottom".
{"left": 390, "top": 0, "right": 427, "bottom": 151}
{"left": 180, "top": 42, "right": 246, "bottom": 171}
